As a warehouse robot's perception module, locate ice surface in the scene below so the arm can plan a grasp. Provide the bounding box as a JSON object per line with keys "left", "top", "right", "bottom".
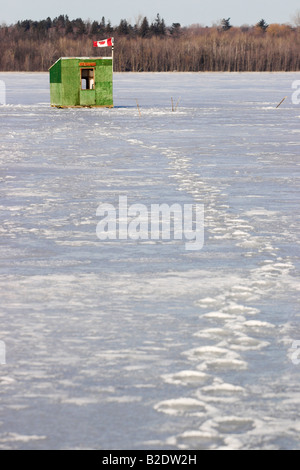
{"left": 0, "top": 72, "right": 299, "bottom": 449}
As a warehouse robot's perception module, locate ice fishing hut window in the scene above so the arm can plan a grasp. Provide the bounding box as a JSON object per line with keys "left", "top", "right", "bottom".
{"left": 81, "top": 68, "right": 95, "bottom": 90}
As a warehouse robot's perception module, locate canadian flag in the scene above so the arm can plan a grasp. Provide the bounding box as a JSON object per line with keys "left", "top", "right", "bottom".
{"left": 93, "top": 38, "right": 114, "bottom": 48}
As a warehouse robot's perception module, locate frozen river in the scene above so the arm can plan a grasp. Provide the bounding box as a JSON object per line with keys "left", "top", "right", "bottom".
{"left": 0, "top": 72, "right": 299, "bottom": 449}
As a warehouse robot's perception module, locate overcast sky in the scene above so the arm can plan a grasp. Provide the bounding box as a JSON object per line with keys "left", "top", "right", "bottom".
{"left": 1, "top": 0, "right": 299, "bottom": 26}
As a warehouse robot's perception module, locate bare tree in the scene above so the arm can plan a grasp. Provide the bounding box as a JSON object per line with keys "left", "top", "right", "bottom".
{"left": 291, "top": 10, "right": 300, "bottom": 27}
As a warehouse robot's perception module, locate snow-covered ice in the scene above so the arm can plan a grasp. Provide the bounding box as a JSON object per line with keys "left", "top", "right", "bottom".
{"left": 0, "top": 72, "right": 299, "bottom": 449}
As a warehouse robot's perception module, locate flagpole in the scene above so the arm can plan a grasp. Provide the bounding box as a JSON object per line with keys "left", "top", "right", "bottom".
{"left": 112, "top": 40, "right": 114, "bottom": 107}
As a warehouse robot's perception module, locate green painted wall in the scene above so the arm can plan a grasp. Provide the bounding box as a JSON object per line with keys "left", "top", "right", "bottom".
{"left": 49, "top": 58, "right": 113, "bottom": 107}
{"left": 49, "top": 59, "right": 62, "bottom": 106}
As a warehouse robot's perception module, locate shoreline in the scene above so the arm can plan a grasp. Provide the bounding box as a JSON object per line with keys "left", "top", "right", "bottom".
{"left": 0, "top": 70, "right": 300, "bottom": 74}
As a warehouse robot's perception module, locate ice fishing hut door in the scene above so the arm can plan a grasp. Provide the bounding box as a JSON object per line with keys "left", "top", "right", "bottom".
{"left": 80, "top": 66, "right": 96, "bottom": 106}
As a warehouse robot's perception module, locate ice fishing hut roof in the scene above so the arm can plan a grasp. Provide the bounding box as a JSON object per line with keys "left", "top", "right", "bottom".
{"left": 49, "top": 57, "right": 113, "bottom": 67}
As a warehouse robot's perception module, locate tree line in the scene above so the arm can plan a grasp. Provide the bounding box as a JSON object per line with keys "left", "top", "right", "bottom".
{"left": 0, "top": 14, "right": 300, "bottom": 72}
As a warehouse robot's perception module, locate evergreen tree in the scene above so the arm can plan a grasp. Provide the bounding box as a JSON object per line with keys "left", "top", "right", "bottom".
{"left": 159, "top": 18, "right": 166, "bottom": 36}
{"left": 99, "top": 17, "right": 106, "bottom": 34}
{"left": 170, "top": 23, "right": 181, "bottom": 36}
{"left": 65, "top": 19, "right": 73, "bottom": 34}
{"left": 91, "top": 21, "right": 99, "bottom": 35}
{"left": 55, "top": 15, "right": 66, "bottom": 30}
{"left": 221, "top": 18, "right": 232, "bottom": 31}
{"left": 106, "top": 20, "right": 113, "bottom": 35}
{"left": 151, "top": 13, "right": 166, "bottom": 36}
{"left": 45, "top": 17, "right": 52, "bottom": 30}
{"left": 139, "top": 17, "right": 150, "bottom": 37}
{"left": 118, "top": 19, "right": 130, "bottom": 35}
{"left": 256, "top": 19, "right": 269, "bottom": 32}
{"left": 19, "top": 20, "right": 31, "bottom": 32}
{"left": 75, "top": 18, "right": 87, "bottom": 35}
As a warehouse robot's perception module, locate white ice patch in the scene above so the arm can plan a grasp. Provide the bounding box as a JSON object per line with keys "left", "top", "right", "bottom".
{"left": 0, "top": 433, "right": 47, "bottom": 444}
{"left": 201, "top": 381, "right": 246, "bottom": 396}
{"left": 162, "top": 370, "right": 211, "bottom": 386}
{"left": 154, "top": 398, "right": 208, "bottom": 416}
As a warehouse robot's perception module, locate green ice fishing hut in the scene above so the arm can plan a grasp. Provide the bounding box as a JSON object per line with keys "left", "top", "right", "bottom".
{"left": 49, "top": 57, "right": 113, "bottom": 108}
